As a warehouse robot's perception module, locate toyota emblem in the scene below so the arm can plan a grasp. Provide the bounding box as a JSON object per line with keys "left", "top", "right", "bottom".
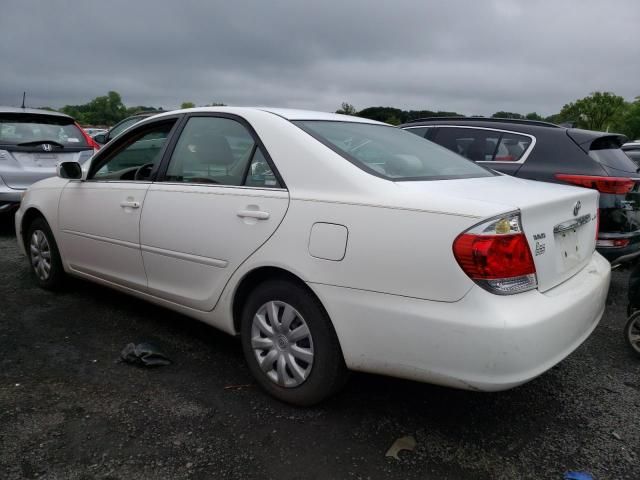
{"left": 573, "top": 200, "right": 581, "bottom": 216}
{"left": 42, "top": 144, "right": 53, "bottom": 152}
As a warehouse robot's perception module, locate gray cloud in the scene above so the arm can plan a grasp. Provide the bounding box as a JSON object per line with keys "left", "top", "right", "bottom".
{"left": 1, "top": 0, "right": 639, "bottom": 116}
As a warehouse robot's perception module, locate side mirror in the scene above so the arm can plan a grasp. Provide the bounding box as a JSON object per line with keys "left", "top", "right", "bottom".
{"left": 57, "top": 161, "right": 83, "bottom": 180}
{"left": 93, "top": 133, "right": 107, "bottom": 144}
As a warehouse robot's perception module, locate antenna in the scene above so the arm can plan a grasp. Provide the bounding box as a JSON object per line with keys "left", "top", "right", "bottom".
{"left": 21, "top": 92, "right": 26, "bottom": 109}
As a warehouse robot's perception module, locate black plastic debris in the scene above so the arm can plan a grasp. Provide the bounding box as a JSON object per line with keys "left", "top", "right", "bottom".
{"left": 120, "top": 342, "right": 172, "bottom": 367}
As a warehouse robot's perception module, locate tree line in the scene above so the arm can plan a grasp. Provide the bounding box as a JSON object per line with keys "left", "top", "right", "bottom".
{"left": 39, "top": 90, "right": 640, "bottom": 140}
{"left": 337, "top": 91, "right": 640, "bottom": 140}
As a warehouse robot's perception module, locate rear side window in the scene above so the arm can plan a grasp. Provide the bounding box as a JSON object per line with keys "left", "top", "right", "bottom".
{"left": 432, "top": 127, "right": 531, "bottom": 162}
{"left": 294, "top": 121, "right": 495, "bottom": 181}
{"left": 0, "top": 113, "right": 88, "bottom": 147}
{"left": 494, "top": 133, "right": 532, "bottom": 161}
{"left": 164, "top": 116, "right": 259, "bottom": 186}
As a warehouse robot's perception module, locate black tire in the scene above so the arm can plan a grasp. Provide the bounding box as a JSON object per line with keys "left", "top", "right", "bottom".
{"left": 25, "top": 217, "right": 65, "bottom": 290}
{"left": 240, "top": 279, "right": 348, "bottom": 406}
{"left": 624, "top": 311, "right": 640, "bottom": 357}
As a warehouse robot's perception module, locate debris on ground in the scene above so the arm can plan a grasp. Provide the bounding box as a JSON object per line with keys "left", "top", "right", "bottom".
{"left": 120, "top": 342, "right": 171, "bottom": 367}
{"left": 611, "top": 431, "right": 622, "bottom": 440}
{"left": 564, "top": 471, "right": 594, "bottom": 480}
{"left": 385, "top": 435, "right": 416, "bottom": 460}
{"left": 223, "top": 384, "right": 253, "bottom": 390}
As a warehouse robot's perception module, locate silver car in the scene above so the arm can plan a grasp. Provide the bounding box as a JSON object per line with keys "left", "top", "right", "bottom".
{"left": 0, "top": 107, "right": 97, "bottom": 214}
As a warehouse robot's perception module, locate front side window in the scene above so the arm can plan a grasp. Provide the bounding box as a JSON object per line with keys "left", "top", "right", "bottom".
{"left": 164, "top": 117, "right": 258, "bottom": 186}
{"left": 91, "top": 122, "right": 174, "bottom": 180}
{"left": 294, "top": 121, "right": 494, "bottom": 180}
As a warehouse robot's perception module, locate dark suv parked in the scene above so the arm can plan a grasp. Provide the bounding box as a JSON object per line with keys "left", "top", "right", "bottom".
{"left": 400, "top": 117, "right": 640, "bottom": 261}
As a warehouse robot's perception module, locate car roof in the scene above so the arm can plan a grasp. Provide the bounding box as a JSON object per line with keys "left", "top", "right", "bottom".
{"left": 148, "top": 106, "right": 385, "bottom": 125}
{"left": 0, "top": 106, "right": 72, "bottom": 119}
{"left": 400, "top": 117, "right": 564, "bottom": 135}
{"left": 622, "top": 142, "right": 640, "bottom": 150}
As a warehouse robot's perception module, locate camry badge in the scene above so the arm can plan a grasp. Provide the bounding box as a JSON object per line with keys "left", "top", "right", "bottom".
{"left": 42, "top": 144, "right": 53, "bottom": 152}
{"left": 573, "top": 200, "right": 581, "bottom": 216}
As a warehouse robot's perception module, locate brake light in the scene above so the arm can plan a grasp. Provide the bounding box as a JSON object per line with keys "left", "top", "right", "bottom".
{"left": 596, "top": 238, "right": 630, "bottom": 248}
{"left": 75, "top": 122, "right": 101, "bottom": 152}
{"left": 453, "top": 212, "right": 537, "bottom": 295}
{"left": 555, "top": 174, "right": 635, "bottom": 194}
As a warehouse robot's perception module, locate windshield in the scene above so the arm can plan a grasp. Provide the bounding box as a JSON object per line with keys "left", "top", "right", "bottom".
{"left": 589, "top": 138, "right": 639, "bottom": 173}
{"left": 0, "top": 113, "right": 88, "bottom": 146}
{"left": 294, "top": 121, "right": 495, "bottom": 180}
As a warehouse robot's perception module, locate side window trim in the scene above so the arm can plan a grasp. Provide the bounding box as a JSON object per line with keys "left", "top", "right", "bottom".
{"left": 87, "top": 115, "right": 183, "bottom": 182}
{"left": 430, "top": 125, "right": 536, "bottom": 164}
{"left": 155, "top": 112, "right": 287, "bottom": 190}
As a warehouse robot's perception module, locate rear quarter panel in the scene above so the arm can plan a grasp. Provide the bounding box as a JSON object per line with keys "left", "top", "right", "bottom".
{"left": 233, "top": 198, "right": 478, "bottom": 302}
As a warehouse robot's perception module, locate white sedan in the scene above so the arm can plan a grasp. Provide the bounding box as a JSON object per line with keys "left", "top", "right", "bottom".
{"left": 15, "top": 107, "right": 610, "bottom": 405}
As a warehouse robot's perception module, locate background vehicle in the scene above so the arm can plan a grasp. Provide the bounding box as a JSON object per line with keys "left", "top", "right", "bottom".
{"left": 93, "top": 111, "right": 164, "bottom": 145}
{"left": 401, "top": 117, "right": 640, "bottom": 261}
{"left": 16, "top": 108, "right": 609, "bottom": 405}
{"left": 0, "top": 107, "right": 99, "bottom": 214}
{"left": 83, "top": 127, "right": 108, "bottom": 137}
{"left": 622, "top": 141, "right": 640, "bottom": 167}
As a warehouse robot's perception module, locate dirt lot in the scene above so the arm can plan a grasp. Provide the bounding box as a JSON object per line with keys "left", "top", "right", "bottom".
{"left": 1, "top": 217, "right": 639, "bottom": 480}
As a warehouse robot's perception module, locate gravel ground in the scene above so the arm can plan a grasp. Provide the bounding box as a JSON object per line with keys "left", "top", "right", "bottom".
{"left": 1, "top": 216, "right": 639, "bottom": 480}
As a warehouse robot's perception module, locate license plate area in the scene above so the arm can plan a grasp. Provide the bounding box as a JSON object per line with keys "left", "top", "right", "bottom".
{"left": 554, "top": 214, "right": 591, "bottom": 270}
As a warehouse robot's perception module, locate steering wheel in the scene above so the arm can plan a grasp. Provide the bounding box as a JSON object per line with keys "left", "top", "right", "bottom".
{"left": 134, "top": 163, "right": 155, "bottom": 181}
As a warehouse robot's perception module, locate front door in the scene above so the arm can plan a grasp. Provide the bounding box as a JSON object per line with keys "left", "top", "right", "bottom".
{"left": 58, "top": 119, "right": 178, "bottom": 290}
{"left": 140, "top": 115, "right": 289, "bottom": 310}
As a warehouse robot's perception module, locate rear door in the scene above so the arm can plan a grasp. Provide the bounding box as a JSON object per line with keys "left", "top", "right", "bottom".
{"left": 140, "top": 114, "right": 289, "bottom": 311}
{"left": 0, "top": 113, "right": 94, "bottom": 189}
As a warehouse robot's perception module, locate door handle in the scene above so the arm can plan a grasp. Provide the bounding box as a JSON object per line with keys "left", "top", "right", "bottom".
{"left": 120, "top": 200, "right": 141, "bottom": 209}
{"left": 237, "top": 209, "right": 270, "bottom": 220}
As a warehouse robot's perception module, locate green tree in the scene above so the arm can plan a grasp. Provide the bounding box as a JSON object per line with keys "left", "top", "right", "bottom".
{"left": 612, "top": 97, "right": 640, "bottom": 140}
{"left": 492, "top": 111, "right": 524, "bottom": 119}
{"left": 556, "top": 91, "right": 626, "bottom": 131}
{"left": 181, "top": 101, "right": 196, "bottom": 109}
{"left": 336, "top": 102, "right": 357, "bottom": 115}
{"left": 525, "top": 112, "right": 544, "bottom": 121}
{"left": 61, "top": 91, "right": 127, "bottom": 125}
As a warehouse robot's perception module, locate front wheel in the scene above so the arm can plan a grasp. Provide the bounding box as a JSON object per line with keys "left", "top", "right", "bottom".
{"left": 26, "top": 217, "right": 65, "bottom": 290}
{"left": 240, "top": 279, "right": 347, "bottom": 406}
{"left": 624, "top": 311, "right": 640, "bottom": 357}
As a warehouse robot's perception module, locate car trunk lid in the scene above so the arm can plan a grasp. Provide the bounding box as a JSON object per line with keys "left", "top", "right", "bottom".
{"left": 396, "top": 175, "right": 599, "bottom": 292}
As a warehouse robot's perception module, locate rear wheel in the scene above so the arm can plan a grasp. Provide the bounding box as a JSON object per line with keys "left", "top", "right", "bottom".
{"left": 26, "top": 217, "right": 65, "bottom": 290}
{"left": 624, "top": 311, "right": 640, "bottom": 357}
{"left": 240, "top": 279, "right": 347, "bottom": 406}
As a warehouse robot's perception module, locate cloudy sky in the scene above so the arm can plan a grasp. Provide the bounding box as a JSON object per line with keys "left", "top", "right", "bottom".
{"left": 1, "top": 0, "right": 639, "bottom": 116}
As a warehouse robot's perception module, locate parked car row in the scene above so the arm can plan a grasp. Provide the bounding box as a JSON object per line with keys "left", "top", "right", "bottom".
{"left": 15, "top": 107, "right": 610, "bottom": 405}
{"left": 401, "top": 117, "right": 640, "bottom": 262}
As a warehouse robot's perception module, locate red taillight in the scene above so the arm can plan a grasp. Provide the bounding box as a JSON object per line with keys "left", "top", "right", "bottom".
{"left": 453, "top": 233, "right": 536, "bottom": 279}
{"left": 555, "top": 174, "right": 635, "bottom": 194}
{"left": 596, "top": 238, "right": 630, "bottom": 248}
{"left": 76, "top": 122, "right": 101, "bottom": 151}
{"left": 453, "top": 211, "right": 537, "bottom": 295}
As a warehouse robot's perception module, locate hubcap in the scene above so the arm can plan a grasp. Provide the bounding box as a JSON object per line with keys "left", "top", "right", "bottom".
{"left": 251, "top": 300, "right": 314, "bottom": 388}
{"left": 628, "top": 316, "right": 640, "bottom": 354}
{"left": 30, "top": 230, "right": 51, "bottom": 281}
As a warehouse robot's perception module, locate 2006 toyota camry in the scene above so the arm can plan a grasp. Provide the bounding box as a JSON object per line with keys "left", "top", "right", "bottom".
{"left": 15, "top": 107, "right": 611, "bottom": 405}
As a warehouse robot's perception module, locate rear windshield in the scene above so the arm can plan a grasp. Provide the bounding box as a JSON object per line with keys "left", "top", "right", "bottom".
{"left": 294, "top": 121, "right": 495, "bottom": 181}
{"left": 0, "top": 113, "right": 88, "bottom": 147}
{"left": 588, "top": 137, "right": 638, "bottom": 173}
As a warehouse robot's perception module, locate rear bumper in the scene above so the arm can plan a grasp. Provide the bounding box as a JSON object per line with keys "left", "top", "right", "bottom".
{"left": 310, "top": 251, "right": 610, "bottom": 391}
